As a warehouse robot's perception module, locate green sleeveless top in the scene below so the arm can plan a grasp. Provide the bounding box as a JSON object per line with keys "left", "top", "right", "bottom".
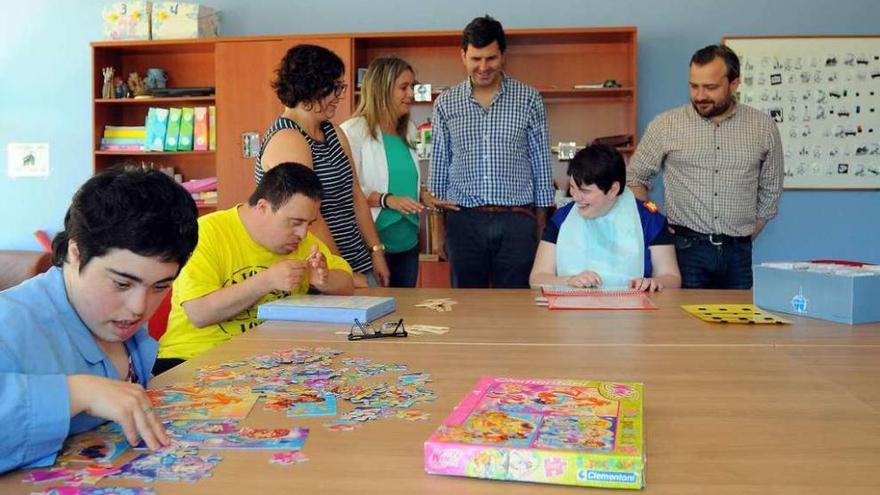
{"left": 375, "top": 133, "right": 419, "bottom": 253}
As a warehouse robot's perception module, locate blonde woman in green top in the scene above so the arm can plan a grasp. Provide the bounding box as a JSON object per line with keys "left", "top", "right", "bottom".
{"left": 341, "top": 57, "right": 457, "bottom": 287}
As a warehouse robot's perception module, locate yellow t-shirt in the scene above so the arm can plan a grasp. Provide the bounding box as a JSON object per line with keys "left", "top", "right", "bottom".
{"left": 158, "top": 206, "right": 352, "bottom": 360}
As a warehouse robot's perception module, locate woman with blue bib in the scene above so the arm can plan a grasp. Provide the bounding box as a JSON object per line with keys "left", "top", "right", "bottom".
{"left": 530, "top": 144, "right": 681, "bottom": 291}
{"left": 341, "top": 57, "right": 456, "bottom": 287}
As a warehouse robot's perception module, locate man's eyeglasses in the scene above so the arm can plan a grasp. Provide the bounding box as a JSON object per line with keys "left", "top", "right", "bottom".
{"left": 348, "top": 318, "right": 407, "bottom": 341}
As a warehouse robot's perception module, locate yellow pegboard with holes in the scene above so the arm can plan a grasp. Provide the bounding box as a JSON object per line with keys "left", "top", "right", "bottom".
{"left": 682, "top": 304, "right": 792, "bottom": 324}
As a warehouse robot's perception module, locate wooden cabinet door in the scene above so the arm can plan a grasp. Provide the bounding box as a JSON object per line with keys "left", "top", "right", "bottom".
{"left": 216, "top": 39, "right": 289, "bottom": 209}
{"left": 215, "top": 37, "right": 354, "bottom": 209}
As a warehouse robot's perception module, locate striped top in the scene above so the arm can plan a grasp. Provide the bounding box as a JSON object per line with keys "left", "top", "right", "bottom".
{"left": 256, "top": 117, "right": 373, "bottom": 273}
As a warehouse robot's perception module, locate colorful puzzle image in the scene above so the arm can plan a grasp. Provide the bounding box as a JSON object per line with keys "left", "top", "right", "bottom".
{"left": 161, "top": 419, "right": 309, "bottom": 449}
{"left": 682, "top": 304, "right": 792, "bottom": 324}
{"left": 425, "top": 377, "right": 644, "bottom": 490}
{"left": 30, "top": 488, "right": 157, "bottom": 495}
{"left": 56, "top": 425, "right": 130, "bottom": 465}
{"left": 111, "top": 446, "right": 222, "bottom": 482}
{"left": 146, "top": 385, "right": 259, "bottom": 420}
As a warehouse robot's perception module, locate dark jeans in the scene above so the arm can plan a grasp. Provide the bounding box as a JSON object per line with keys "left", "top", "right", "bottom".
{"left": 674, "top": 234, "right": 753, "bottom": 289}
{"left": 445, "top": 208, "right": 537, "bottom": 288}
{"left": 385, "top": 246, "right": 419, "bottom": 288}
{"left": 153, "top": 357, "right": 186, "bottom": 376}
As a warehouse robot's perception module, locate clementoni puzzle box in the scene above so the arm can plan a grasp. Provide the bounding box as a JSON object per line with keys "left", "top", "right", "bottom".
{"left": 424, "top": 376, "right": 644, "bottom": 489}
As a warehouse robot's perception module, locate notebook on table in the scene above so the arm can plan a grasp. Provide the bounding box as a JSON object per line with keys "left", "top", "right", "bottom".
{"left": 257, "top": 295, "right": 396, "bottom": 324}
{"left": 538, "top": 285, "right": 658, "bottom": 310}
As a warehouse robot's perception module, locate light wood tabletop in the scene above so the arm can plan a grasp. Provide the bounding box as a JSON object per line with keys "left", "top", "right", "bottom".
{"left": 2, "top": 289, "right": 878, "bottom": 494}
{"left": 247, "top": 288, "right": 880, "bottom": 347}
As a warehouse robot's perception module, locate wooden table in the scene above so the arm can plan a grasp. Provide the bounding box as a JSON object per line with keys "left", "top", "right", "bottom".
{"left": 2, "top": 289, "right": 879, "bottom": 494}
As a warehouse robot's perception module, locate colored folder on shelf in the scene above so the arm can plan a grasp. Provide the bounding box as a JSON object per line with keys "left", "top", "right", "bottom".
{"left": 144, "top": 107, "right": 169, "bottom": 151}
{"left": 539, "top": 286, "right": 657, "bottom": 310}
{"left": 193, "top": 106, "right": 208, "bottom": 150}
{"left": 178, "top": 107, "right": 195, "bottom": 151}
{"left": 164, "top": 107, "right": 182, "bottom": 151}
{"left": 257, "top": 295, "right": 396, "bottom": 324}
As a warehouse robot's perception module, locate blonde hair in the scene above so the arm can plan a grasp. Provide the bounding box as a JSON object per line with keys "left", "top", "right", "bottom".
{"left": 353, "top": 57, "right": 414, "bottom": 146}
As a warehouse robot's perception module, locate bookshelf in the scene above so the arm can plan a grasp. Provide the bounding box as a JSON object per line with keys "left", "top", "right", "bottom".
{"left": 91, "top": 39, "right": 218, "bottom": 212}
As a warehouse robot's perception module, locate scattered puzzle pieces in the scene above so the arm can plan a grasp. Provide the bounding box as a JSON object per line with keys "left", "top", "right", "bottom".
{"left": 30, "top": 487, "right": 157, "bottom": 495}
{"left": 415, "top": 298, "right": 457, "bottom": 312}
{"left": 407, "top": 325, "right": 450, "bottom": 335}
{"left": 269, "top": 450, "right": 309, "bottom": 466}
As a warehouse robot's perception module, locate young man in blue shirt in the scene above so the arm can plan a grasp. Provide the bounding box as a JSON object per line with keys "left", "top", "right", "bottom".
{"left": 0, "top": 168, "right": 199, "bottom": 473}
{"left": 429, "top": 15, "right": 554, "bottom": 288}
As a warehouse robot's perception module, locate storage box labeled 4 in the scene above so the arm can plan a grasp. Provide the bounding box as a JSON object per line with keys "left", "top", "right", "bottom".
{"left": 151, "top": 2, "right": 219, "bottom": 39}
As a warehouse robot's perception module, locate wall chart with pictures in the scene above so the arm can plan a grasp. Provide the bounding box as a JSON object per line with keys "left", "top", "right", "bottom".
{"left": 724, "top": 36, "right": 880, "bottom": 189}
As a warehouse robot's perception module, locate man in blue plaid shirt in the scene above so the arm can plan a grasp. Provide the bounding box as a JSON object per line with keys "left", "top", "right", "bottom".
{"left": 429, "top": 15, "right": 554, "bottom": 288}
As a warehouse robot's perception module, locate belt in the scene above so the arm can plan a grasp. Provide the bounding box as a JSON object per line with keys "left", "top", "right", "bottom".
{"left": 467, "top": 204, "right": 536, "bottom": 218}
{"left": 670, "top": 225, "right": 751, "bottom": 246}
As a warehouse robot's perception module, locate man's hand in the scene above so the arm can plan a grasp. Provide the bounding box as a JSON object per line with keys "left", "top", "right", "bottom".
{"left": 421, "top": 190, "right": 460, "bottom": 211}
{"left": 751, "top": 218, "right": 768, "bottom": 240}
{"left": 535, "top": 208, "right": 548, "bottom": 244}
{"left": 262, "top": 259, "right": 307, "bottom": 292}
{"left": 630, "top": 277, "right": 663, "bottom": 292}
{"left": 67, "top": 375, "right": 169, "bottom": 450}
{"left": 306, "top": 245, "right": 329, "bottom": 288}
{"left": 567, "top": 271, "right": 602, "bottom": 288}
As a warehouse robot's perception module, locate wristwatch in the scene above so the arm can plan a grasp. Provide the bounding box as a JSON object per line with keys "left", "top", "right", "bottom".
{"left": 371, "top": 244, "right": 386, "bottom": 253}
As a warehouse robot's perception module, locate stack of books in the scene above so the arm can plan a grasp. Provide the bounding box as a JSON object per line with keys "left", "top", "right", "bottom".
{"left": 100, "top": 125, "right": 146, "bottom": 151}
{"left": 181, "top": 177, "right": 218, "bottom": 207}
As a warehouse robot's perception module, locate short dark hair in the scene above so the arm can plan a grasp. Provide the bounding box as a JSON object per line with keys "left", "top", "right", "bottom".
{"left": 248, "top": 162, "right": 323, "bottom": 211}
{"left": 273, "top": 44, "right": 345, "bottom": 108}
{"left": 51, "top": 167, "right": 199, "bottom": 271}
{"left": 690, "top": 44, "right": 740, "bottom": 82}
{"left": 461, "top": 15, "right": 506, "bottom": 53}
{"left": 567, "top": 144, "right": 626, "bottom": 196}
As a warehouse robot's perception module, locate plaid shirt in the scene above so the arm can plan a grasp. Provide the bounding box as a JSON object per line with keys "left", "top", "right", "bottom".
{"left": 628, "top": 103, "right": 783, "bottom": 237}
{"left": 429, "top": 75, "right": 553, "bottom": 208}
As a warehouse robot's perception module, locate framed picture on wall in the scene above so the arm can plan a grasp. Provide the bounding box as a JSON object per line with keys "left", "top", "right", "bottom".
{"left": 724, "top": 35, "right": 880, "bottom": 190}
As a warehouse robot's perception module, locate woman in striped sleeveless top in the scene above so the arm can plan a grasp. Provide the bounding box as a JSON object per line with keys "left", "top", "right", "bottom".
{"left": 256, "top": 44, "right": 390, "bottom": 287}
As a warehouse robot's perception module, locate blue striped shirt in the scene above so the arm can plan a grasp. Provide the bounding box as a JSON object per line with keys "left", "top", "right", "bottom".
{"left": 429, "top": 74, "right": 553, "bottom": 208}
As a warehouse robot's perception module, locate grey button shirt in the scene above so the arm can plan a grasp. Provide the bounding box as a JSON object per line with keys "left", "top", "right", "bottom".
{"left": 627, "top": 103, "right": 784, "bottom": 237}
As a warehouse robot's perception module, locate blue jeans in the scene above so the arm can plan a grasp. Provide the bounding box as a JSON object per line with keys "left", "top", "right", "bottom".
{"left": 445, "top": 209, "right": 537, "bottom": 288}
{"left": 674, "top": 234, "right": 753, "bottom": 289}
{"left": 385, "top": 246, "right": 419, "bottom": 288}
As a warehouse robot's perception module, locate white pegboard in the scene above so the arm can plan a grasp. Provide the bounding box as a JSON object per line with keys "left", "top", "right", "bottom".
{"left": 725, "top": 36, "right": 880, "bottom": 189}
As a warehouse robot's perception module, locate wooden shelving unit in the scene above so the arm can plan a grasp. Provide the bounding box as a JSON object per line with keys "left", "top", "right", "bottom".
{"left": 90, "top": 38, "right": 218, "bottom": 203}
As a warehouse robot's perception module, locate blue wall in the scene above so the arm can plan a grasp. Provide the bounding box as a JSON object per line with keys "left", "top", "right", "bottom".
{"left": 2, "top": 0, "right": 878, "bottom": 262}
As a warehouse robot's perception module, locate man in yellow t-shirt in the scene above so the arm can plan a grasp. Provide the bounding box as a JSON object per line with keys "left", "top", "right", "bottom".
{"left": 155, "top": 163, "right": 354, "bottom": 374}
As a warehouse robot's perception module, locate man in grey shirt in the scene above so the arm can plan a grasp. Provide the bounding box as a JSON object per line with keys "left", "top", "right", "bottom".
{"left": 628, "top": 44, "right": 783, "bottom": 289}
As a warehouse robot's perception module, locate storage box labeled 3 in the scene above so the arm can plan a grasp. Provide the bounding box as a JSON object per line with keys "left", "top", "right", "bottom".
{"left": 753, "top": 262, "right": 880, "bottom": 324}
{"left": 151, "top": 2, "right": 219, "bottom": 39}
{"left": 102, "top": 1, "right": 152, "bottom": 40}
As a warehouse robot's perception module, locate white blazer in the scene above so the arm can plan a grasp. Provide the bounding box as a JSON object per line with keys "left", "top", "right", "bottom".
{"left": 340, "top": 116, "right": 421, "bottom": 221}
